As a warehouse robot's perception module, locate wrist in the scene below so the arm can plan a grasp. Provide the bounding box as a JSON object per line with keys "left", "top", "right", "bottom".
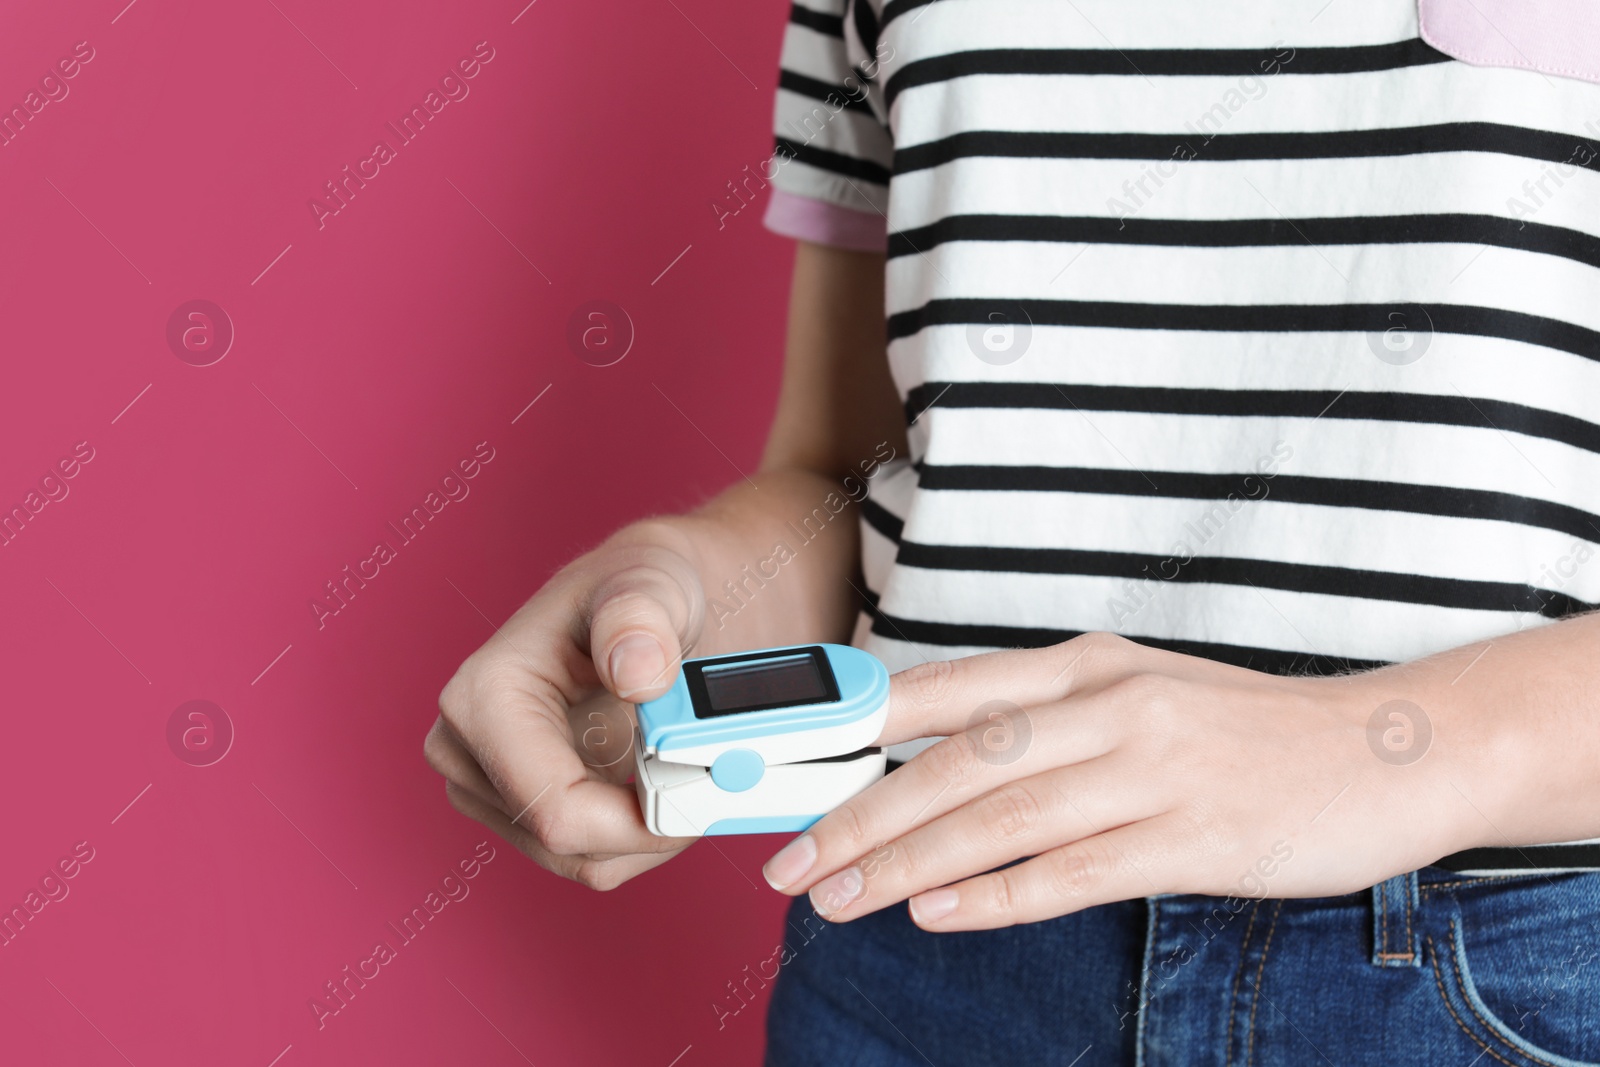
{"left": 1315, "top": 665, "right": 1496, "bottom": 858}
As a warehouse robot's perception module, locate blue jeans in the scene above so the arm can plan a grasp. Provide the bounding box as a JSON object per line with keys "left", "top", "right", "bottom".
{"left": 764, "top": 867, "right": 1600, "bottom": 1066}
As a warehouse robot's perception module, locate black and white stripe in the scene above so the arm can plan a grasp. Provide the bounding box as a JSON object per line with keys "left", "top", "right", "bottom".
{"left": 773, "top": 0, "right": 1600, "bottom": 871}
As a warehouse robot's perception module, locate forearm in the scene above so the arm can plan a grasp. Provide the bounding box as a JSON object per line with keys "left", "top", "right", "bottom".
{"left": 624, "top": 240, "right": 898, "bottom": 659}
{"left": 606, "top": 465, "right": 873, "bottom": 659}
{"left": 597, "top": 242, "right": 897, "bottom": 664}
{"left": 683, "top": 464, "right": 875, "bottom": 651}
{"left": 1358, "top": 612, "right": 1600, "bottom": 852}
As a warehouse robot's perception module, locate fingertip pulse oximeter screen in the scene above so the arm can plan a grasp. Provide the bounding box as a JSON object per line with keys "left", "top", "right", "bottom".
{"left": 686, "top": 646, "right": 840, "bottom": 718}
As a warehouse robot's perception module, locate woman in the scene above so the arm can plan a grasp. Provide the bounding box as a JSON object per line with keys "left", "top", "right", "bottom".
{"left": 426, "top": 1, "right": 1600, "bottom": 1062}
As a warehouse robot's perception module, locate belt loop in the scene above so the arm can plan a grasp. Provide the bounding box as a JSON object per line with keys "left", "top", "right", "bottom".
{"left": 1370, "top": 871, "right": 1421, "bottom": 967}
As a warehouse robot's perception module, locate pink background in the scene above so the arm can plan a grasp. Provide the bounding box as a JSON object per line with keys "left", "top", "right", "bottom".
{"left": 0, "top": 0, "right": 798, "bottom": 1063}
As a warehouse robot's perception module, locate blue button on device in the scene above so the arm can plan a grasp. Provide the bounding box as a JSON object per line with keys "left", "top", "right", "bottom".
{"left": 710, "top": 749, "right": 764, "bottom": 792}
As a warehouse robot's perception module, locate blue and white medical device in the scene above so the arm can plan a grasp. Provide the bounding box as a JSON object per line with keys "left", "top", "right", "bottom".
{"left": 632, "top": 644, "right": 890, "bottom": 836}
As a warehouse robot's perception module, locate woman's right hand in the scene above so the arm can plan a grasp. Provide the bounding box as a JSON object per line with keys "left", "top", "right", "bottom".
{"left": 424, "top": 521, "right": 708, "bottom": 889}
{"left": 425, "top": 239, "right": 904, "bottom": 891}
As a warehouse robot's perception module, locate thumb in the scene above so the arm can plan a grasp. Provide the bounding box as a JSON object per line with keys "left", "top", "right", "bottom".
{"left": 606, "top": 630, "right": 678, "bottom": 702}
{"left": 587, "top": 557, "right": 703, "bottom": 703}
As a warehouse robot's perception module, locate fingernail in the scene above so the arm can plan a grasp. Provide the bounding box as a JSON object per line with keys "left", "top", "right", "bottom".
{"left": 762, "top": 833, "right": 816, "bottom": 890}
{"left": 610, "top": 634, "right": 666, "bottom": 698}
{"left": 809, "top": 866, "right": 864, "bottom": 916}
{"left": 909, "top": 888, "right": 958, "bottom": 925}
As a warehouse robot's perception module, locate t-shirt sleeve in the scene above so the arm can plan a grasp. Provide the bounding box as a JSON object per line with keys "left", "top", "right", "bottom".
{"left": 762, "top": 0, "right": 894, "bottom": 253}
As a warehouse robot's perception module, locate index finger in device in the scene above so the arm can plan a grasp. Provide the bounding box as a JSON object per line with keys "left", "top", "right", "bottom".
{"left": 877, "top": 632, "right": 1142, "bottom": 747}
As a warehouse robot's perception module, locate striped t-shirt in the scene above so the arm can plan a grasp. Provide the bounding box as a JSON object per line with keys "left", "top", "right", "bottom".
{"left": 761, "top": 0, "right": 1600, "bottom": 873}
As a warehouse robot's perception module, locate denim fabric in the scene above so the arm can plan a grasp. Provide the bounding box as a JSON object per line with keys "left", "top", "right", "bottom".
{"left": 764, "top": 867, "right": 1600, "bottom": 1066}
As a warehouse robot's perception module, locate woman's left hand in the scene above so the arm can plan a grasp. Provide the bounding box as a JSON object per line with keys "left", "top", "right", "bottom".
{"left": 760, "top": 633, "right": 1482, "bottom": 931}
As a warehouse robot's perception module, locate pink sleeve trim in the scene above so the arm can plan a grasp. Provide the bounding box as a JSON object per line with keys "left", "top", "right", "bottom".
{"left": 1419, "top": 0, "right": 1600, "bottom": 84}
{"left": 763, "top": 189, "right": 886, "bottom": 253}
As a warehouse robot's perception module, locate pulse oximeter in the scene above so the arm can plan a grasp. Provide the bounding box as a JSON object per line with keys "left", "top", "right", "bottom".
{"left": 632, "top": 643, "right": 889, "bottom": 836}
